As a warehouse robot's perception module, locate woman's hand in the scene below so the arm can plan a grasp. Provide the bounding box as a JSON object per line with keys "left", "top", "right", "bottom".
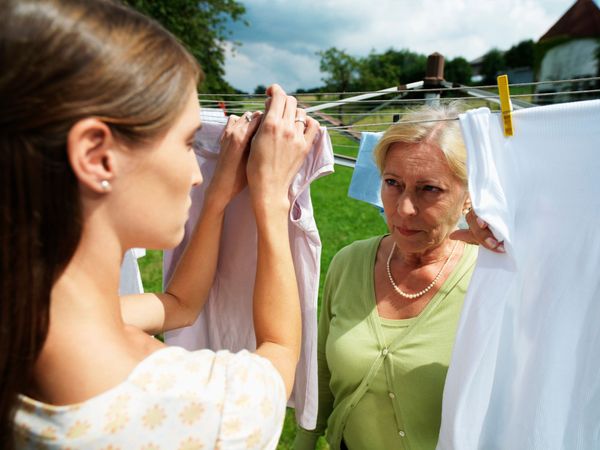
{"left": 449, "top": 209, "right": 506, "bottom": 253}
{"left": 206, "top": 111, "right": 262, "bottom": 211}
{"left": 247, "top": 84, "right": 319, "bottom": 213}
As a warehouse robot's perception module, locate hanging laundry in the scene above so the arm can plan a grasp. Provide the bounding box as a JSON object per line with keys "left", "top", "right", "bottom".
{"left": 164, "top": 119, "right": 335, "bottom": 430}
{"left": 119, "top": 248, "right": 145, "bottom": 295}
{"left": 347, "top": 131, "right": 384, "bottom": 210}
{"left": 438, "top": 99, "right": 600, "bottom": 450}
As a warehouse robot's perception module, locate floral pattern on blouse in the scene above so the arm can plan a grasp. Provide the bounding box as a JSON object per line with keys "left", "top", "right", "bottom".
{"left": 14, "top": 347, "right": 286, "bottom": 450}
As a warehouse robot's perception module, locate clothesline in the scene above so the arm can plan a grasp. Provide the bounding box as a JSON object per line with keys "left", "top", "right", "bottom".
{"left": 197, "top": 76, "right": 600, "bottom": 98}
{"left": 202, "top": 90, "right": 600, "bottom": 132}
{"left": 327, "top": 118, "right": 455, "bottom": 130}
{"left": 199, "top": 116, "right": 458, "bottom": 130}
{"left": 198, "top": 87, "right": 600, "bottom": 108}
{"left": 333, "top": 143, "right": 360, "bottom": 149}
{"left": 222, "top": 110, "right": 404, "bottom": 116}
{"left": 201, "top": 96, "right": 600, "bottom": 130}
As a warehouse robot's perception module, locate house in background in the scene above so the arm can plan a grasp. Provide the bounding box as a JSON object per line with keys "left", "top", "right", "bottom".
{"left": 468, "top": 0, "right": 599, "bottom": 97}
{"left": 468, "top": 52, "right": 534, "bottom": 85}
{"left": 536, "top": 0, "right": 600, "bottom": 102}
{"left": 469, "top": 55, "right": 485, "bottom": 84}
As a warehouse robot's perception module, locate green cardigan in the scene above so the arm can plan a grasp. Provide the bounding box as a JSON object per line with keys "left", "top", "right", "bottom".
{"left": 294, "top": 236, "right": 477, "bottom": 450}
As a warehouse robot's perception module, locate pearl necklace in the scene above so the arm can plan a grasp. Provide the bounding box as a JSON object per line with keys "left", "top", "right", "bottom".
{"left": 386, "top": 240, "right": 459, "bottom": 299}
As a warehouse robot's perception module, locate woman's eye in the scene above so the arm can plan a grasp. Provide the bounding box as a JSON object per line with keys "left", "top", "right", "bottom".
{"left": 384, "top": 179, "right": 399, "bottom": 187}
{"left": 422, "top": 185, "right": 442, "bottom": 193}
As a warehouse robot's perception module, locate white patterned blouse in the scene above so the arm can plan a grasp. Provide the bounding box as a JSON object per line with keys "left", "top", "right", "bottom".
{"left": 14, "top": 347, "right": 286, "bottom": 450}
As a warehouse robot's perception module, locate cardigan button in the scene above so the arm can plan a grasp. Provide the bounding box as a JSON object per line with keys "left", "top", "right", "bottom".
{"left": 382, "top": 348, "right": 389, "bottom": 356}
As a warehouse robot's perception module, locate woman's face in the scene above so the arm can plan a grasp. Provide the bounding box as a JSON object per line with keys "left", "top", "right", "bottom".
{"left": 113, "top": 88, "right": 202, "bottom": 250}
{"left": 381, "top": 141, "right": 468, "bottom": 255}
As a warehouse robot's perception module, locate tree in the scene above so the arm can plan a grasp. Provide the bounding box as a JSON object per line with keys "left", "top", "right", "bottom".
{"left": 505, "top": 39, "right": 534, "bottom": 69}
{"left": 445, "top": 57, "right": 472, "bottom": 84}
{"left": 481, "top": 48, "right": 506, "bottom": 84}
{"left": 122, "top": 0, "right": 246, "bottom": 93}
{"left": 357, "top": 49, "right": 427, "bottom": 91}
{"left": 318, "top": 47, "right": 360, "bottom": 119}
{"left": 318, "top": 47, "right": 359, "bottom": 93}
{"left": 254, "top": 85, "right": 267, "bottom": 95}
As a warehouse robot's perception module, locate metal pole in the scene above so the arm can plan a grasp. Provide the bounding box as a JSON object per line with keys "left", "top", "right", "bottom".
{"left": 424, "top": 52, "right": 444, "bottom": 106}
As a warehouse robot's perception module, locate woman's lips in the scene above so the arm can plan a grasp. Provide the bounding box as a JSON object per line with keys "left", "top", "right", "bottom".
{"left": 395, "top": 226, "right": 421, "bottom": 236}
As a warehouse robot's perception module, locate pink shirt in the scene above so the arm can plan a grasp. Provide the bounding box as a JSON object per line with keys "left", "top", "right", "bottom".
{"left": 164, "top": 119, "right": 334, "bottom": 429}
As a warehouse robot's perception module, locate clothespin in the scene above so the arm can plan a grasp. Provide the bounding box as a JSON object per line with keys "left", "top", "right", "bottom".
{"left": 497, "top": 74, "right": 513, "bottom": 136}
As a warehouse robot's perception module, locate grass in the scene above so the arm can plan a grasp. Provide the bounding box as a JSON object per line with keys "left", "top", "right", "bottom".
{"left": 138, "top": 161, "right": 387, "bottom": 449}
{"left": 327, "top": 131, "right": 359, "bottom": 158}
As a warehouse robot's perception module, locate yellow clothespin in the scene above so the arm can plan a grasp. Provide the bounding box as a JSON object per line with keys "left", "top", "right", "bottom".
{"left": 497, "top": 74, "right": 513, "bottom": 136}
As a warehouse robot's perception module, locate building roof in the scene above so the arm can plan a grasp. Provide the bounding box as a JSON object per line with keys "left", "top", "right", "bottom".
{"left": 539, "top": 0, "right": 600, "bottom": 42}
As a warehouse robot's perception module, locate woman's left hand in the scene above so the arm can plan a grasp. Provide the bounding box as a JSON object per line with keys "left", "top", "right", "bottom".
{"left": 206, "top": 111, "right": 262, "bottom": 211}
{"left": 449, "top": 209, "right": 505, "bottom": 253}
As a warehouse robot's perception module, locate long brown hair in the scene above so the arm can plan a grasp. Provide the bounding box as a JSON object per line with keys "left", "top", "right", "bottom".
{"left": 0, "top": 0, "right": 201, "bottom": 445}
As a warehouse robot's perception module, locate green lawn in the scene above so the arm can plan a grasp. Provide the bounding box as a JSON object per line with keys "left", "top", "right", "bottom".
{"left": 138, "top": 163, "right": 387, "bottom": 449}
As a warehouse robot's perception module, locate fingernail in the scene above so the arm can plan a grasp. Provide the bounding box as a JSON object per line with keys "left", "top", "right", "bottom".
{"left": 497, "top": 242, "right": 506, "bottom": 253}
{"left": 484, "top": 237, "right": 498, "bottom": 248}
{"left": 477, "top": 217, "right": 487, "bottom": 229}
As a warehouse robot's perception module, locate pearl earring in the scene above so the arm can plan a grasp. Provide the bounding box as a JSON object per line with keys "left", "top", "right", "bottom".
{"left": 100, "top": 180, "right": 111, "bottom": 191}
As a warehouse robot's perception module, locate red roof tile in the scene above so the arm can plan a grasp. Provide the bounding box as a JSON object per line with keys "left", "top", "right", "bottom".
{"left": 539, "top": 0, "right": 600, "bottom": 42}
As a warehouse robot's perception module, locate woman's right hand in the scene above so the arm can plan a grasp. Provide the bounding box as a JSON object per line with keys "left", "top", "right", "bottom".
{"left": 247, "top": 84, "right": 319, "bottom": 213}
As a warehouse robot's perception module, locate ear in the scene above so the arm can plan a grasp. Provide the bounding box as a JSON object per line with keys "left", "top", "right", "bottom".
{"left": 67, "top": 118, "right": 118, "bottom": 194}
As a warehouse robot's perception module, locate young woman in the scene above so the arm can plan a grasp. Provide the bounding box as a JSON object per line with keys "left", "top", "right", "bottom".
{"left": 0, "top": 0, "right": 318, "bottom": 448}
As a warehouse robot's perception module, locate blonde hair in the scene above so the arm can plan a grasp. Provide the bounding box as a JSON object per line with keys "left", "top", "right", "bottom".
{"left": 373, "top": 102, "right": 467, "bottom": 184}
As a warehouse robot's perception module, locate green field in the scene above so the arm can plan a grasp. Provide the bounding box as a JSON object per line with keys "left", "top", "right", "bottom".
{"left": 138, "top": 163, "right": 387, "bottom": 449}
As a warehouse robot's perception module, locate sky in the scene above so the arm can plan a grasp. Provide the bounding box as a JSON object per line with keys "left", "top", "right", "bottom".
{"left": 222, "top": 0, "right": 588, "bottom": 93}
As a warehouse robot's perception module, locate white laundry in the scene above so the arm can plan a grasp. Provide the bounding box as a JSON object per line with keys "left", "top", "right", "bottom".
{"left": 119, "top": 248, "right": 145, "bottom": 295}
{"left": 438, "top": 100, "right": 600, "bottom": 450}
{"left": 164, "top": 119, "right": 334, "bottom": 430}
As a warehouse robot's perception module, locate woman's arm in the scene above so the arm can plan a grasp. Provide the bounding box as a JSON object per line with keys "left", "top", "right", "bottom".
{"left": 248, "top": 85, "right": 319, "bottom": 398}
{"left": 120, "top": 112, "right": 262, "bottom": 335}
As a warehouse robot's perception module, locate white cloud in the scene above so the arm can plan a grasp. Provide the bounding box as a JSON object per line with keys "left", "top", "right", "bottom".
{"left": 225, "top": 42, "right": 323, "bottom": 93}
{"left": 330, "top": 0, "right": 561, "bottom": 59}
{"left": 223, "top": 0, "right": 579, "bottom": 92}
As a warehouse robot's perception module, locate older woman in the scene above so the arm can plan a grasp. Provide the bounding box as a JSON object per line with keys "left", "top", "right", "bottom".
{"left": 294, "top": 104, "right": 502, "bottom": 450}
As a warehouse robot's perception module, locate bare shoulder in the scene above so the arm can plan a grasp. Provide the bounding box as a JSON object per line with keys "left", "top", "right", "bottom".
{"left": 29, "top": 324, "right": 165, "bottom": 406}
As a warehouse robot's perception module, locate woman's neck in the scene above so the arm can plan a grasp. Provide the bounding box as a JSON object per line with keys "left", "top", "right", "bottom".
{"left": 29, "top": 226, "right": 141, "bottom": 405}
{"left": 50, "top": 224, "right": 124, "bottom": 325}
{"left": 395, "top": 238, "right": 460, "bottom": 270}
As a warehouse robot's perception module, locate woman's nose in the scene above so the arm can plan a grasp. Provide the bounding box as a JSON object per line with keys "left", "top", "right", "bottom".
{"left": 397, "top": 193, "right": 417, "bottom": 216}
{"left": 190, "top": 152, "right": 202, "bottom": 187}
